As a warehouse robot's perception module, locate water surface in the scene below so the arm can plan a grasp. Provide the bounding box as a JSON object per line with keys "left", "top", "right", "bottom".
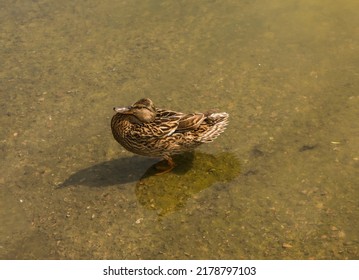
{"left": 1, "top": 0, "right": 358, "bottom": 259}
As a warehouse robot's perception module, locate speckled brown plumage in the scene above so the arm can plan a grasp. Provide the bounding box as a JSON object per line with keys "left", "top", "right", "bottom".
{"left": 111, "top": 98, "right": 229, "bottom": 173}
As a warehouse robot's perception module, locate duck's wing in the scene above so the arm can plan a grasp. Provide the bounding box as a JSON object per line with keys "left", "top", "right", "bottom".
{"left": 133, "top": 108, "right": 206, "bottom": 139}
{"left": 176, "top": 113, "right": 205, "bottom": 131}
{"left": 142, "top": 109, "right": 183, "bottom": 137}
{"left": 149, "top": 109, "right": 205, "bottom": 137}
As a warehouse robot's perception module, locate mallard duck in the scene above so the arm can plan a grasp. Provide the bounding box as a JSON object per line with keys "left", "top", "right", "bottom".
{"left": 111, "top": 98, "right": 229, "bottom": 174}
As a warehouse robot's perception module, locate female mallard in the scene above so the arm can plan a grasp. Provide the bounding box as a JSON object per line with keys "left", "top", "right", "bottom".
{"left": 111, "top": 98, "right": 229, "bottom": 174}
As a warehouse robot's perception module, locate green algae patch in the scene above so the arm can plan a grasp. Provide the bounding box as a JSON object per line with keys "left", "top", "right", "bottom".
{"left": 135, "top": 152, "right": 240, "bottom": 215}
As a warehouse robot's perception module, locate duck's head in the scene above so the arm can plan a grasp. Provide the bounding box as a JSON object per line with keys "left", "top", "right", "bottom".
{"left": 113, "top": 98, "right": 156, "bottom": 123}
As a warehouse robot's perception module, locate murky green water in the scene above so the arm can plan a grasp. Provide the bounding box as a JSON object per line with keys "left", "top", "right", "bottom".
{"left": 1, "top": 0, "right": 358, "bottom": 259}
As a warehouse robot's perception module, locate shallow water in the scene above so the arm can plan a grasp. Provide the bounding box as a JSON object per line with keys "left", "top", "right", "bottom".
{"left": 1, "top": 0, "right": 358, "bottom": 259}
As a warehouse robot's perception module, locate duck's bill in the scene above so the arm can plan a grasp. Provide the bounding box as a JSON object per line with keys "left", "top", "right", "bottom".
{"left": 113, "top": 106, "right": 131, "bottom": 113}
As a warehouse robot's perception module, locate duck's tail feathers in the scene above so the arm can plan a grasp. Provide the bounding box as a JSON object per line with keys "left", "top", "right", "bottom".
{"left": 198, "top": 112, "right": 229, "bottom": 143}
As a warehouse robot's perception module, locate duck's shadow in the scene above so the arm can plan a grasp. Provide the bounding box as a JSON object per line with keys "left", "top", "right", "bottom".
{"left": 57, "top": 153, "right": 195, "bottom": 189}
{"left": 57, "top": 151, "right": 241, "bottom": 216}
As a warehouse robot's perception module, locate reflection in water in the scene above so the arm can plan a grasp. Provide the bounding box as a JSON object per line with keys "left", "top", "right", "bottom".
{"left": 136, "top": 152, "right": 240, "bottom": 215}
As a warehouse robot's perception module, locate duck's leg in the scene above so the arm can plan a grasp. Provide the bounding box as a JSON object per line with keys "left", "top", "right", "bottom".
{"left": 155, "top": 155, "right": 175, "bottom": 175}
